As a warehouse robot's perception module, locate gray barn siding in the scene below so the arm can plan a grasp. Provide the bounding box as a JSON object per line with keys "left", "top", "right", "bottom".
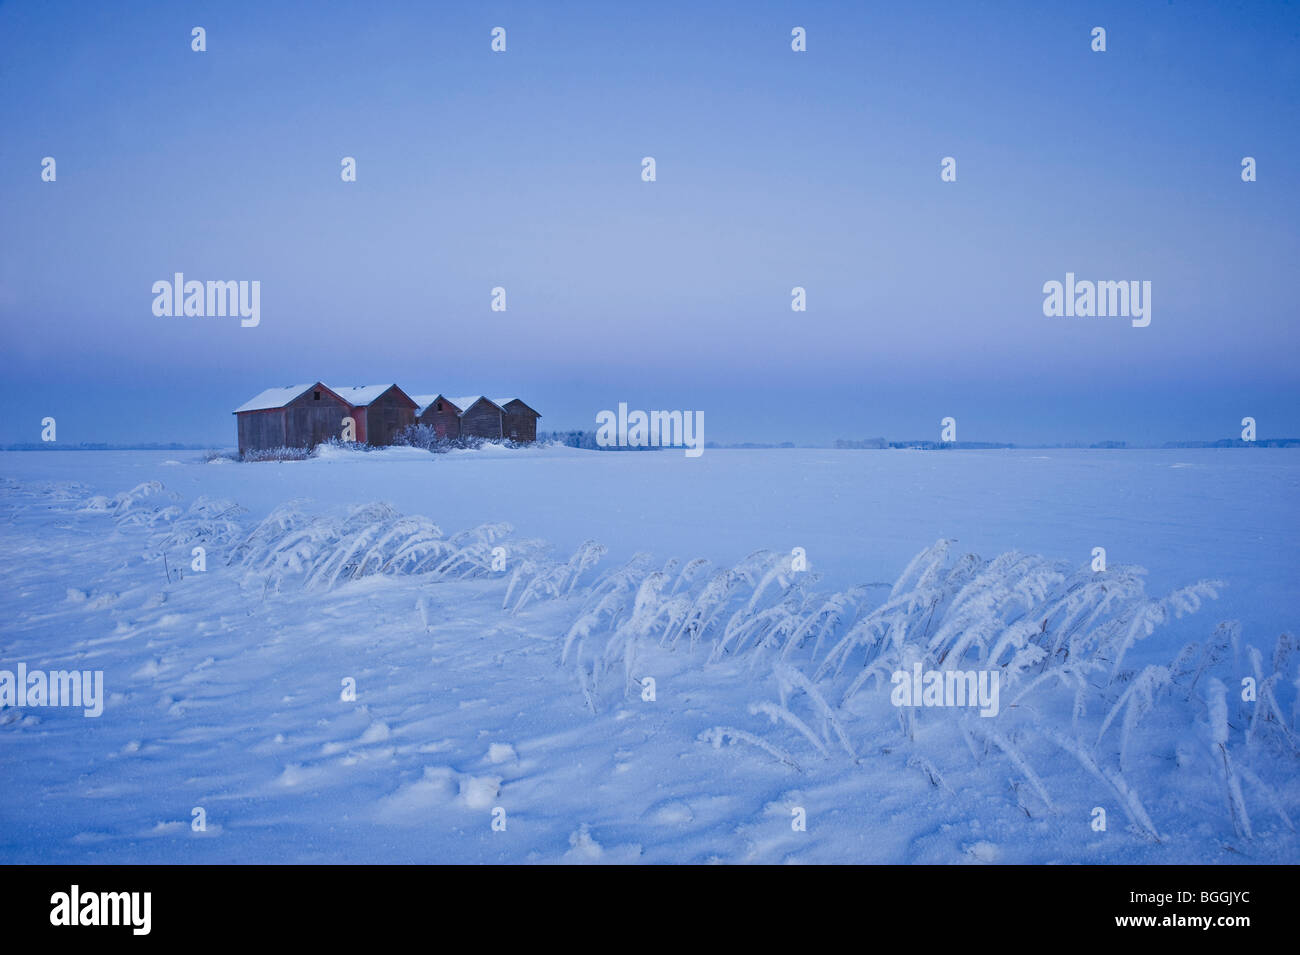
{"left": 460, "top": 401, "right": 503, "bottom": 439}
{"left": 285, "top": 391, "right": 350, "bottom": 448}
{"left": 502, "top": 400, "right": 539, "bottom": 442}
{"left": 238, "top": 409, "right": 286, "bottom": 454}
{"left": 236, "top": 388, "right": 350, "bottom": 455}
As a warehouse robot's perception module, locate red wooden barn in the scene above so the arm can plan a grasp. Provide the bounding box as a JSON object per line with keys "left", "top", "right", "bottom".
{"left": 328, "top": 384, "right": 418, "bottom": 446}
{"left": 411, "top": 394, "right": 540, "bottom": 442}
{"left": 411, "top": 394, "right": 464, "bottom": 438}
{"left": 236, "top": 383, "right": 538, "bottom": 453}
{"left": 233, "top": 382, "right": 351, "bottom": 455}
{"left": 501, "top": 399, "right": 541, "bottom": 442}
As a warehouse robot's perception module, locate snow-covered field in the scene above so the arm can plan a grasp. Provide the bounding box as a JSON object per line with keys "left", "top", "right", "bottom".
{"left": 1, "top": 446, "right": 1296, "bottom": 863}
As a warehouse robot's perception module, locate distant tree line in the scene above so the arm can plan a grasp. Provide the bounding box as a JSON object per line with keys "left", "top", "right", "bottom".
{"left": 538, "top": 430, "right": 660, "bottom": 450}
{"left": 835, "top": 438, "right": 1016, "bottom": 450}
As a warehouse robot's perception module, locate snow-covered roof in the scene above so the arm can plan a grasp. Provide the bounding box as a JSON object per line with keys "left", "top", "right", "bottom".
{"left": 411, "top": 394, "right": 475, "bottom": 415}
{"left": 500, "top": 398, "right": 541, "bottom": 416}
{"left": 234, "top": 383, "right": 317, "bottom": 413}
{"left": 409, "top": 394, "right": 440, "bottom": 415}
{"left": 448, "top": 395, "right": 504, "bottom": 415}
{"left": 236, "top": 385, "right": 529, "bottom": 416}
{"left": 328, "top": 384, "right": 400, "bottom": 407}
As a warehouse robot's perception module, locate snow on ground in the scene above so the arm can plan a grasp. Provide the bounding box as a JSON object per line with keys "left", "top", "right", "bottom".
{"left": 0, "top": 447, "right": 1296, "bottom": 863}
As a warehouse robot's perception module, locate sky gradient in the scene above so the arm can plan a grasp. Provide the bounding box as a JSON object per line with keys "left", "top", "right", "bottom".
{"left": 2, "top": 0, "right": 1298, "bottom": 446}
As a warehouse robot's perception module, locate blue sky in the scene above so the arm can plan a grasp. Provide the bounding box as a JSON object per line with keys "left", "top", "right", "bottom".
{"left": 1, "top": 0, "right": 1297, "bottom": 445}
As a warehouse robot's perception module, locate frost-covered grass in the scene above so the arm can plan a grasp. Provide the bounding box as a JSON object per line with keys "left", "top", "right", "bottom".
{"left": 393, "top": 424, "right": 536, "bottom": 454}
{"left": 0, "top": 449, "right": 1296, "bottom": 863}
{"left": 239, "top": 446, "right": 314, "bottom": 462}
{"left": 564, "top": 540, "right": 1296, "bottom": 845}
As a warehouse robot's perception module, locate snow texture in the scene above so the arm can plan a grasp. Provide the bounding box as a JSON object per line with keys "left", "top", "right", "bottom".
{"left": 0, "top": 448, "right": 1296, "bottom": 863}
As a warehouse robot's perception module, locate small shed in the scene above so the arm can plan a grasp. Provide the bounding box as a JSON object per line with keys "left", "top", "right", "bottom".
{"left": 452, "top": 396, "right": 507, "bottom": 439}
{"left": 233, "top": 382, "right": 351, "bottom": 455}
{"left": 329, "top": 384, "right": 418, "bottom": 446}
{"left": 411, "top": 394, "right": 464, "bottom": 439}
{"left": 502, "top": 399, "right": 541, "bottom": 442}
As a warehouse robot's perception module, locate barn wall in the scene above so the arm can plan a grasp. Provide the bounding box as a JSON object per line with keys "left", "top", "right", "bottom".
{"left": 417, "top": 400, "right": 461, "bottom": 438}
{"left": 362, "top": 391, "right": 416, "bottom": 446}
{"left": 460, "top": 401, "right": 503, "bottom": 439}
{"left": 352, "top": 407, "right": 369, "bottom": 445}
{"left": 502, "top": 402, "right": 538, "bottom": 442}
{"left": 237, "top": 409, "right": 287, "bottom": 454}
{"left": 285, "top": 390, "right": 351, "bottom": 448}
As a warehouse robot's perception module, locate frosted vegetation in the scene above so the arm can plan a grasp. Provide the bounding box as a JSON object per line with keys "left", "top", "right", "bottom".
{"left": 3, "top": 469, "right": 1296, "bottom": 861}
{"left": 561, "top": 539, "right": 1295, "bottom": 842}
{"left": 393, "top": 424, "right": 533, "bottom": 453}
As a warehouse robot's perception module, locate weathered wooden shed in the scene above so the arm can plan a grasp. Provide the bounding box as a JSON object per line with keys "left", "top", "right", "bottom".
{"left": 453, "top": 396, "right": 506, "bottom": 439}
{"left": 410, "top": 394, "right": 464, "bottom": 439}
{"left": 233, "top": 382, "right": 351, "bottom": 455}
{"left": 330, "top": 384, "right": 418, "bottom": 446}
{"left": 237, "top": 383, "right": 539, "bottom": 453}
{"left": 502, "top": 399, "right": 541, "bottom": 443}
